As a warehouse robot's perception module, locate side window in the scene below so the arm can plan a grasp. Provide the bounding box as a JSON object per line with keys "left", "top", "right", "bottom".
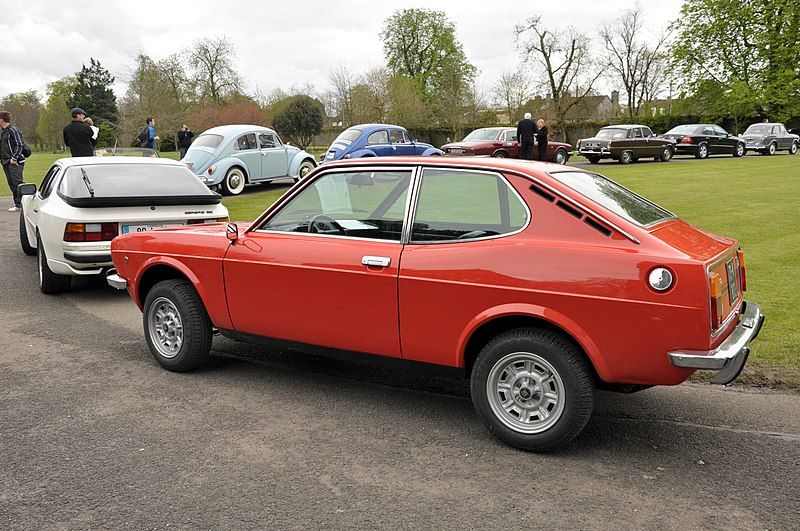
{"left": 411, "top": 169, "right": 528, "bottom": 242}
{"left": 713, "top": 126, "right": 728, "bottom": 136}
{"left": 40, "top": 166, "right": 61, "bottom": 198}
{"left": 632, "top": 128, "right": 643, "bottom": 138}
{"left": 261, "top": 170, "right": 412, "bottom": 241}
{"left": 258, "top": 133, "right": 278, "bottom": 149}
{"left": 502, "top": 131, "right": 517, "bottom": 142}
{"left": 702, "top": 127, "right": 715, "bottom": 136}
{"left": 235, "top": 133, "right": 257, "bottom": 151}
{"left": 389, "top": 130, "right": 409, "bottom": 144}
{"left": 367, "top": 130, "right": 389, "bottom": 144}
{"left": 642, "top": 127, "right": 654, "bottom": 138}
{"left": 772, "top": 126, "right": 780, "bottom": 135}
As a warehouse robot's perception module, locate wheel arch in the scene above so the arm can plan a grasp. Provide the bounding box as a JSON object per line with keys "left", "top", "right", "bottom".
{"left": 135, "top": 258, "right": 205, "bottom": 311}
{"left": 491, "top": 149, "right": 509, "bottom": 158}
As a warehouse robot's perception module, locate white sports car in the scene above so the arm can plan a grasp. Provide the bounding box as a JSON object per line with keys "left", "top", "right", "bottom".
{"left": 18, "top": 157, "right": 229, "bottom": 294}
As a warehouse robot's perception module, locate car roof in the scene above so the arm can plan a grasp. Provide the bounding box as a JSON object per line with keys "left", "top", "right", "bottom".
{"left": 749, "top": 122, "right": 781, "bottom": 127}
{"left": 198, "top": 124, "right": 277, "bottom": 136}
{"left": 601, "top": 124, "right": 650, "bottom": 129}
{"left": 54, "top": 157, "right": 186, "bottom": 168}
{"left": 348, "top": 124, "right": 406, "bottom": 132}
{"left": 320, "top": 156, "right": 562, "bottom": 175}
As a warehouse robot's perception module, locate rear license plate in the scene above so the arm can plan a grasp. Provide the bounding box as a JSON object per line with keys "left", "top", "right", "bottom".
{"left": 726, "top": 259, "right": 739, "bottom": 304}
{"left": 121, "top": 222, "right": 180, "bottom": 234}
{"left": 450, "top": 148, "right": 462, "bottom": 154}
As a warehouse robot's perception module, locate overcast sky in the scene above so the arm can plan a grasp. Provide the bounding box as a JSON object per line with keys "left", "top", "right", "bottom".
{"left": 0, "top": 0, "right": 683, "bottom": 102}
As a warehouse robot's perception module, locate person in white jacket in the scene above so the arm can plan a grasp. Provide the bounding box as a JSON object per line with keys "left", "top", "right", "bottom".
{"left": 84, "top": 117, "right": 100, "bottom": 140}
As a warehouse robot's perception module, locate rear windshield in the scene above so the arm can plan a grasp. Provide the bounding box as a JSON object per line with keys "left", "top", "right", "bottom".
{"left": 463, "top": 128, "right": 501, "bottom": 141}
{"left": 548, "top": 171, "right": 674, "bottom": 226}
{"left": 596, "top": 128, "right": 628, "bottom": 139}
{"left": 334, "top": 128, "right": 362, "bottom": 144}
{"left": 744, "top": 124, "right": 771, "bottom": 135}
{"left": 59, "top": 164, "right": 214, "bottom": 199}
{"left": 190, "top": 134, "right": 224, "bottom": 149}
{"left": 665, "top": 125, "right": 700, "bottom": 135}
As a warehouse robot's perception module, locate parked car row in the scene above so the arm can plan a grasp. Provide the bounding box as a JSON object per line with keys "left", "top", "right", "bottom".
{"left": 440, "top": 127, "right": 572, "bottom": 165}
{"left": 577, "top": 122, "right": 798, "bottom": 164}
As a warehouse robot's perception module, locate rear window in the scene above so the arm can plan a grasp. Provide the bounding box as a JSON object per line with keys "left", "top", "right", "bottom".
{"left": 596, "top": 128, "right": 628, "bottom": 139}
{"left": 548, "top": 171, "right": 673, "bottom": 226}
{"left": 665, "top": 125, "right": 700, "bottom": 135}
{"left": 59, "top": 164, "right": 214, "bottom": 199}
{"left": 334, "top": 128, "right": 362, "bottom": 144}
{"left": 191, "top": 134, "right": 224, "bottom": 149}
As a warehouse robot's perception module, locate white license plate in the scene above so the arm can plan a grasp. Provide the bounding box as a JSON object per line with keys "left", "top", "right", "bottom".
{"left": 121, "top": 223, "right": 180, "bottom": 234}
{"left": 450, "top": 148, "right": 462, "bottom": 154}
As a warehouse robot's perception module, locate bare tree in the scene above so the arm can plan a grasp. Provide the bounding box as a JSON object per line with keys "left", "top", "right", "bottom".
{"left": 327, "top": 65, "right": 358, "bottom": 125}
{"left": 516, "top": 17, "right": 603, "bottom": 141}
{"left": 493, "top": 70, "right": 532, "bottom": 124}
{"left": 599, "top": 5, "right": 669, "bottom": 117}
{"left": 188, "top": 36, "right": 243, "bottom": 105}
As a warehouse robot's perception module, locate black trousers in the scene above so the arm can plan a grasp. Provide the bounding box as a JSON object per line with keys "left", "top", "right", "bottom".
{"left": 538, "top": 140, "right": 548, "bottom": 161}
{"left": 520, "top": 140, "right": 534, "bottom": 160}
{"left": 3, "top": 162, "right": 24, "bottom": 207}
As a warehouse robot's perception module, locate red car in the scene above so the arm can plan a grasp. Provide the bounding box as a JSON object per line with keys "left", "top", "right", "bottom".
{"left": 108, "top": 157, "right": 763, "bottom": 451}
{"left": 442, "top": 127, "right": 572, "bottom": 165}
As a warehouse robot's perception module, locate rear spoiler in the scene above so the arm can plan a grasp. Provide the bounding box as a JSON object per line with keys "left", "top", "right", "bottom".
{"left": 59, "top": 193, "right": 222, "bottom": 208}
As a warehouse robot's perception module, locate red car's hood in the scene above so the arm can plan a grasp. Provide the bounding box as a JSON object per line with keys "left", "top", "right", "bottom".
{"left": 649, "top": 219, "right": 734, "bottom": 261}
{"left": 442, "top": 141, "right": 492, "bottom": 149}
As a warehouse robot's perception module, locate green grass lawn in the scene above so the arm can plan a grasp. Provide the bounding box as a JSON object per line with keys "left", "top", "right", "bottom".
{"left": 3, "top": 152, "right": 798, "bottom": 376}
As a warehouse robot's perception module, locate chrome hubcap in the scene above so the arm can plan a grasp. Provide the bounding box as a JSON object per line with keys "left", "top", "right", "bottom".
{"left": 300, "top": 164, "right": 311, "bottom": 177}
{"left": 229, "top": 172, "right": 242, "bottom": 189}
{"left": 486, "top": 352, "right": 565, "bottom": 434}
{"left": 148, "top": 297, "right": 183, "bottom": 358}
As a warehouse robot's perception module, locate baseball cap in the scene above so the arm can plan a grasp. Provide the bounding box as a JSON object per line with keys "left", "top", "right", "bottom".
{"left": 71, "top": 107, "right": 87, "bottom": 117}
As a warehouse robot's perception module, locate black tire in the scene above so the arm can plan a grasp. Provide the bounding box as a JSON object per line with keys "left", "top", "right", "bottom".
{"left": 19, "top": 209, "right": 36, "bottom": 256}
{"left": 492, "top": 151, "right": 508, "bottom": 158}
{"left": 657, "top": 146, "right": 673, "bottom": 162}
{"left": 618, "top": 150, "right": 633, "bottom": 164}
{"left": 766, "top": 142, "right": 776, "bottom": 156}
{"left": 553, "top": 148, "right": 568, "bottom": 165}
{"left": 695, "top": 143, "right": 709, "bottom": 159}
{"left": 470, "top": 328, "right": 594, "bottom": 451}
{"left": 295, "top": 160, "right": 316, "bottom": 182}
{"left": 143, "top": 279, "right": 213, "bottom": 372}
{"left": 789, "top": 142, "right": 797, "bottom": 155}
{"left": 586, "top": 155, "right": 600, "bottom": 164}
{"left": 221, "top": 167, "right": 246, "bottom": 196}
{"left": 733, "top": 142, "right": 745, "bottom": 157}
{"left": 37, "top": 236, "right": 71, "bottom": 294}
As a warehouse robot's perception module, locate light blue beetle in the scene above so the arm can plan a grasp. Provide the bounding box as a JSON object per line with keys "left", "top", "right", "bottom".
{"left": 183, "top": 125, "right": 317, "bottom": 195}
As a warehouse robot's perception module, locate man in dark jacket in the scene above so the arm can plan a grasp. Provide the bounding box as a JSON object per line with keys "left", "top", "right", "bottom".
{"left": 516, "top": 112, "right": 538, "bottom": 160}
{"left": 177, "top": 125, "right": 194, "bottom": 159}
{"left": 63, "top": 108, "right": 97, "bottom": 157}
{"left": 0, "top": 110, "right": 26, "bottom": 212}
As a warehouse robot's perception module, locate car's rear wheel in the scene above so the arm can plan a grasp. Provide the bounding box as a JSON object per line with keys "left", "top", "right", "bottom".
{"left": 553, "top": 148, "right": 568, "bottom": 165}
{"left": 19, "top": 209, "right": 36, "bottom": 256}
{"left": 37, "top": 236, "right": 70, "bottom": 294}
{"left": 143, "top": 279, "right": 212, "bottom": 372}
{"left": 733, "top": 142, "right": 745, "bottom": 157}
{"left": 221, "top": 167, "right": 246, "bottom": 195}
{"left": 492, "top": 151, "right": 508, "bottom": 158}
{"left": 586, "top": 155, "right": 600, "bottom": 164}
{"left": 789, "top": 142, "right": 797, "bottom": 155}
{"left": 696, "top": 143, "right": 709, "bottom": 159}
{"left": 618, "top": 150, "right": 633, "bottom": 164}
{"left": 471, "top": 328, "right": 594, "bottom": 451}
{"left": 657, "top": 146, "right": 673, "bottom": 162}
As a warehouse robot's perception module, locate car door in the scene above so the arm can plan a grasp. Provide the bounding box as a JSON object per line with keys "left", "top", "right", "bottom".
{"left": 641, "top": 126, "right": 660, "bottom": 156}
{"left": 629, "top": 127, "right": 646, "bottom": 157}
{"left": 366, "top": 129, "right": 392, "bottom": 156}
{"left": 775, "top": 125, "right": 789, "bottom": 149}
{"left": 712, "top": 126, "right": 733, "bottom": 152}
{"left": 223, "top": 167, "right": 414, "bottom": 358}
{"left": 389, "top": 129, "right": 416, "bottom": 156}
{"left": 398, "top": 167, "right": 529, "bottom": 366}
{"left": 233, "top": 132, "right": 262, "bottom": 180}
{"left": 24, "top": 164, "right": 61, "bottom": 236}
{"left": 501, "top": 130, "right": 520, "bottom": 157}
{"left": 258, "top": 132, "right": 289, "bottom": 178}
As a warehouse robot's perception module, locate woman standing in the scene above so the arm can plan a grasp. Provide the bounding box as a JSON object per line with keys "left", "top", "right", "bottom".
{"left": 536, "top": 119, "right": 548, "bottom": 161}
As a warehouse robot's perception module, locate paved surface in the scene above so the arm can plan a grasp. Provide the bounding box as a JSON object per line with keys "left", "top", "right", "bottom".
{"left": 1, "top": 197, "right": 798, "bottom": 529}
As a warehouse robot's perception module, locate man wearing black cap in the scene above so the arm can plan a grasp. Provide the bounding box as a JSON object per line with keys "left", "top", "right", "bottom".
{"left": 63, "top": 108, "right": 97, "bottom": 157}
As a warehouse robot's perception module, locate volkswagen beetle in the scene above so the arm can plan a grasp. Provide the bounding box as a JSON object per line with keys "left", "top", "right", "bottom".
{"left": 321, "top": 124, "right": 443, "bottom": 162}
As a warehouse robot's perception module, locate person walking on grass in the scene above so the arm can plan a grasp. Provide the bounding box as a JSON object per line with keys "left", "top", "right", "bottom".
{"left": 0, "top": 110, "right": 26, "bottom": 212}
{"left": 63, "top": 108, "right": 97, "bottom": 157}
{"left": 177, "top": 124, "right": 194, "bottom": 159}
{"left": 536, "top": 119, "right": 549, "bottom": 161}
{"left": 516, "top": 112, "right": 537, "bottom": 160}
{"left": 138, "top": 117, "right": 159, "bottom": 150}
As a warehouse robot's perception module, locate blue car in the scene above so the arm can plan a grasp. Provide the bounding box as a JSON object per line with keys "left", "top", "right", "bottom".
{"left": 322, "top": 124, "right": 443, "bottom": 162}
{"left": 183, "top": 125, "right": 317, "bottom": 195}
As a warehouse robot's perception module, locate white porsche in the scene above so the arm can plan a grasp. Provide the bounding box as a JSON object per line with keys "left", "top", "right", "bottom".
{"left": 18, "top": 157, "right": 229, "bottom": 293}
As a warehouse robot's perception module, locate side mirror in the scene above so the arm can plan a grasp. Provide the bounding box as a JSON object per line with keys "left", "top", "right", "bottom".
{"left": 226, "top": 222, "right": 238, "bottom": 243}
{"left": 18, "top": 183, "right": 37, "bottom": 196}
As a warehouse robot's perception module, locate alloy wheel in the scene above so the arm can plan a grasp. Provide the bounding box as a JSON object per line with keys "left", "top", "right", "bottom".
{"left": 147, "top": 297, "right": 184, "bottom": 359}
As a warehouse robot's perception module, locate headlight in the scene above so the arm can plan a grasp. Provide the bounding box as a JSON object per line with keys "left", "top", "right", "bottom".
{"left": 648, "top": 267, "right": 674, "bottom": 292}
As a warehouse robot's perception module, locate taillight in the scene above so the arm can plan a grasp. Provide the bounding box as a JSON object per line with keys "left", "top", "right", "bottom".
{"left": 680, "top": 135, "right": 692, "bottom": 143}
{"left": 709, "top": 272, "right": 725, "bottom": 329}
{"left": 217, "top": 217, "right": 229, "bottom": 222}
{"left": 64, "top": 222, "right": 118, "bottom": 242}
{"left": 737, "top": 249, "right": 747, "bottom": 292}
{"left": 343, "top": 153, "right": 351, "bottom": 159}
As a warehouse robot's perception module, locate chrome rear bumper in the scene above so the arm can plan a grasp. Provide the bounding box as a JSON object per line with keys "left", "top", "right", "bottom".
{"left": 668, "top": 301, "right": 764, "bottom": 385}
{"left": 106, "top": 269, "right": 128, "bottom": 290}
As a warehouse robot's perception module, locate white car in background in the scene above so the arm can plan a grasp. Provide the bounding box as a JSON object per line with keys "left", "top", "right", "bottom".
{"left": 18, "top": 157, "right": 229, "bottom": 294}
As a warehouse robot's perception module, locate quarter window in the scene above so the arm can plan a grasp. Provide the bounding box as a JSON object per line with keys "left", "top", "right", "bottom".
{"left": 40, "top": 165, "right": 61, "bottom": 198}
{"left": 367, "top": 130, "right": 389, "bottom": 144}
{"left": 411, "top": 169, "right": 528, "bottom": 242}
{"left": 642, "top": 127, "right": 654, "bottom": 137}
{"left": 261, "top": 170, "right": 412, "bottom": 241}
{"left": 235, "top": 133, "right": 257, "bottom": 151}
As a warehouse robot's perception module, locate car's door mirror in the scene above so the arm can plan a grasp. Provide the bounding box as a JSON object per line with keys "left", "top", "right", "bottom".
{"left": 18, "top": 183, "right": 36, "bottom": 196}
{"left": 226, "top": 222, "right": 239, "bottom": 243}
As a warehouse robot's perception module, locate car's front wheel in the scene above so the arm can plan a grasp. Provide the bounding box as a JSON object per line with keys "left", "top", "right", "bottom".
{"left": 733, "top": 142, "right": 745, "bottom": 157}
{"left": 471, "top": 328, "right": 594, "bottom": 451}
{"left": 143, "top": 279, "right": 213, "bottom": 372}
{"left": 221, "top": 167, "right": 246, "bottom": 195}
{"left": 19, "top": 209, "right": 36, "bottom": 256}
{"left": 37, "top": 236, "right": 70, "bottom": 294}
{"left": 553, "top": 148, "right": 568, "bottom": 165}
{"left": 294, "top": 160, "right": 316, "bottom": 183}
{"left": 492, "top": 151, "right": 508, "bottom": 158}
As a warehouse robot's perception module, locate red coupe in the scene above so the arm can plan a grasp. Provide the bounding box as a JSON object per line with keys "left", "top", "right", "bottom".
{"left": 108, "top": 157, "right": 763, "bottom": 451}
{"left": 442, "top": 127, "right": 572, "bottom": 164}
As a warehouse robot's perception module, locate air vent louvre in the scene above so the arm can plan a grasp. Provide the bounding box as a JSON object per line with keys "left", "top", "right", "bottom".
{"left": 529, "top": 184, "right": 555, "bottom": 202}
{"left": 584, "top": 217, "right": 612, "bottom": 237}
{"left": 556, "top": 200, "right": 582, "bottom": 219}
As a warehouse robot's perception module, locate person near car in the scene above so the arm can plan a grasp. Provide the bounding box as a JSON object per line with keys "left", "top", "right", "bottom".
{"left": 139, "top": 118, "right": 159, "bottom": 150}
{"left": 0, "top": 110, "right": 26, "bottom": 212}
{"left": 83, "top": 117, "right": 99, "bottom": 141}
{"left": 516, "top": 112, "right": 538, "bottom": 160}
{"left": 536, "top": 119, "right": 549, "bottom": 161}
{"left": 177, "top": 125, "right": 194, "bottom": 159}
{"left": 63, "top": 108, "right": 97, "bottom": 157}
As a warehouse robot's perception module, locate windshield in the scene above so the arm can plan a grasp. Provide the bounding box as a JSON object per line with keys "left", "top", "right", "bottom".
{"left": 463, "top": 129, "right": 501, "bottom": 142}
{"left": 744, "top": 124, "right": 771, "bottom": 135}
{"left": 665, "top": 125, "right": 700, "bottom": 135}
{"left": 596, "top": 128, "right": 628, "bottom": 139}
{"left": 333, "top": 128, "right": 362, "bottom": 144}
{"left": 59, "top": 164, "right": 215, "bottom": 199}
{"left": 190, "top": 134, "right": 224, "bottom": 150}
{"left": 549, "top": 171, "right": 673, "bottom": 227}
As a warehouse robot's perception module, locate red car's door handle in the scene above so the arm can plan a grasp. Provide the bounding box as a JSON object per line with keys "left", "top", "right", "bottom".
{"left": 362, "top": 255, "right": 391, "bottom": 267}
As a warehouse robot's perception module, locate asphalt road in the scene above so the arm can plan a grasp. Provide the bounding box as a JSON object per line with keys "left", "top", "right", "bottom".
{"left": 1, "top": 196, "right": 798, "bottom": 529}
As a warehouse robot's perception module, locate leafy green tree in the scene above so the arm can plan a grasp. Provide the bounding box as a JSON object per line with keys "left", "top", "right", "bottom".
{"left": 386, "top": 74, "right": 429, "bottom": 129}
{"left": 36, "top": 76, "right": 76, "bottom": 151}
{"left": 272, "top": 95, "right": 324, "bottom": 149}
{"left": 70, "top": 58, "right": 118, "bottom": 124}
{"left": 1, "top": 90, "right": 42, "bottom": 148}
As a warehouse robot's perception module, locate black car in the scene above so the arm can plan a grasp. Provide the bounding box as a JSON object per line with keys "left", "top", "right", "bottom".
{"left": 659, "top": 124, "right": 746, "bottom": 159}
{"left": 742, "top": 123, "right": 799, "bottom": 155}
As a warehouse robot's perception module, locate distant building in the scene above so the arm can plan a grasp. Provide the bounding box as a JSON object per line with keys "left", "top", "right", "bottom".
{"left": 520, "top": 90, "right": 621, "bottom": 122}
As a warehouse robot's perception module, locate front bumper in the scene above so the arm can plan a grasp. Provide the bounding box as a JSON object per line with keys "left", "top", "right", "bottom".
{"left": 668, "top": 301, "right": 764, "bottom": 385}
